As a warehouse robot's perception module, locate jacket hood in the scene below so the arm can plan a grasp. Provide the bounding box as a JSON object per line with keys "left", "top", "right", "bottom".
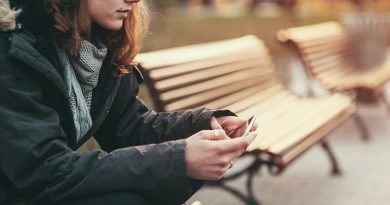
{"left": 1, "top": 0, "right": 53, "bottom": 36}
{"left": 0, "top": 0, "right": 21, "bottom": 31}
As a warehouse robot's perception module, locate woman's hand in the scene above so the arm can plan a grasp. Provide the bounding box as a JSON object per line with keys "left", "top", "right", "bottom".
{"left": 185, "top": 129, "right": 256, "bottom": 181}
{"left": 210, "top": 116, "right": 258, "bottom": 138}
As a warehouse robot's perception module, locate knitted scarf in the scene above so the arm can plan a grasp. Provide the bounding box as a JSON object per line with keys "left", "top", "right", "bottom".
{"left": 56, "top": 40, "right": 108, "bottom": 141}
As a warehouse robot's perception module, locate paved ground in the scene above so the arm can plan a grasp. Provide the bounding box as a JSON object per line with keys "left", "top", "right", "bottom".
{"left": 187, "top": 103, "right": 390, "bottom": 205}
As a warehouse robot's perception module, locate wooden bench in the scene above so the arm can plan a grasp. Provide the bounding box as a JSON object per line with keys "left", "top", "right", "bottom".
{"left": 277, "top": 21, "right": 390, "bottom": 111}
{"left": 135, "top": 35, "right": 356, "bottom": 204}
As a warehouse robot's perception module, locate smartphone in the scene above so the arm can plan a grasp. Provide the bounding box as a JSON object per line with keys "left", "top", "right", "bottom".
{"left": 240, "top": 116, "right": 257, "bottom": 137}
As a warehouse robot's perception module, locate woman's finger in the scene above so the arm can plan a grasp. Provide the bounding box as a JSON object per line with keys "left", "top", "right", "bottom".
{"left": 250, "top": 119, "right": 259, "bottom": 132}
{"left": 227, "top": 117, "right": 258, "bottom": 138}
{"left": 216, "top": 133, "right": 256, "bottom": 153}
{"left": 200, "top": 129, "right": 229, "bottom": 141}
{"left": 210, "top": 116, "right": 223, "bottom": 130}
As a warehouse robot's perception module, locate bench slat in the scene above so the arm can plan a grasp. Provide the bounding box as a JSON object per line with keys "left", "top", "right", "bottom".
{"left": 300, "top": 39, "right": 348, "bottom": 55}
{"left": 204, "top": 83, "right": 283, "bottom": 110}
{"left": 154, "top": 58, "right": 273, "bottom": 92}
{"left": 267, "top": 95, "right": 352, "bottom": 154}
{"left": 246, "top": 94, "right": 351, "bottom": 152}
{"left": 148, "top": 49, "right": 268, "bottom": 80}
{"left": 277, "top": 104, "right": 356, "bottom": 170}
{"left": 163, "top": 71, "right": 277, "bottom": 111}
{"left": 136, "top": 35, "right": 263, "bottom": 69}
{"left": 303, "top": 46, "right": 347, "bottom": 63}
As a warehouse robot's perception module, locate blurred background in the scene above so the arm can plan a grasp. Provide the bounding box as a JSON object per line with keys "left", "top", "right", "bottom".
{"left": 139, "top": 0, "right": 390, "bottom": 107}
{"left": 136, "top": 1, "right": 390, "bottom": 205}
{"left": 81, "top": 1, "right": 390, "bottom": 204}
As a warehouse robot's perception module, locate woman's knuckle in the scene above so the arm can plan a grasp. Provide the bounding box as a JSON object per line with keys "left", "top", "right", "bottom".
{"left": 200, "top": 130, "right": 209, "bottom": 136}
{"left": 213, "top": 146, "right": 223, "bottom": 154}
{"left": 211, "top": 167, "right": 223, "bottom": 177}
{"left": 241, "top": 141, "right": 248, "bottom": 149}
{"left": 218, "top": 157, "right": 229, "bottom": 167}
{"left": 220, "top": 157, "right": 229, "bottom": 165}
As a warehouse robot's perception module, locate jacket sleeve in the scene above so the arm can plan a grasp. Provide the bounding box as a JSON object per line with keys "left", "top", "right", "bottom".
{"left": 94, "top": 68, "right": 236, "bottom": 151}
{"left": 0, "top": 59, "right": 194, "bottom": 203}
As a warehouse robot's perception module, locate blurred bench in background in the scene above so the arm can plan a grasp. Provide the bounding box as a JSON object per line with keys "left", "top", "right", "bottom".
{"left": 135, "top": 35, "right": 356, "bottom": 205}
{"left": 278, "top": 22, "right": 390, "bottom": 140}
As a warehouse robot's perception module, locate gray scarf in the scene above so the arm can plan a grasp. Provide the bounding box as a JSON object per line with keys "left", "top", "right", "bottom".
{"left": 56, "top": 41, "right": 108, "bottom": 141}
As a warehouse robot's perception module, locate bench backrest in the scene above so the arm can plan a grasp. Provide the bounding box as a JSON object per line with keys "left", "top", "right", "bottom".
{"left": 277, "top": 22, "right": 352, "bottom": 79}
{"left": 135, "top": 35, "right": 283, "bottom": 112}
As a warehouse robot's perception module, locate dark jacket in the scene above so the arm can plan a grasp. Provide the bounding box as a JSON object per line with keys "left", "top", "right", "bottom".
{"left": 0, "top": 1, "right": 233, "bottom": 204}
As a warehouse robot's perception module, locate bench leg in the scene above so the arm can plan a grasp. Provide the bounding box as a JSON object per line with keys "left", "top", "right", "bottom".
{"left": 206, "top": 155, "right": 264, "bottom": 205}
{"left": 352, "top": 113, "right": 370, "bottom": 141}
{"left": 378, "top": 93, "right": 390, "bottom": 114}
{"left": 320, "top": 140, "right": 341, "bottom": 175}
{"left": 217, "top": 182, "right": 260, "bottom": 205}
{"left": 246, "top": 161, "right": 262, "bottom": 205}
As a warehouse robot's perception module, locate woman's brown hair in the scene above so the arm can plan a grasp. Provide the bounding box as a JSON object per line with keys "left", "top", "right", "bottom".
{"left": 46, "top": 0, "right": 150, "bottom": 76}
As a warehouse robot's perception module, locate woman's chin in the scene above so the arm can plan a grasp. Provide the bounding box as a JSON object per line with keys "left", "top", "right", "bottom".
{"left": 100, "top": 21, "right": 124, "bottom": 31}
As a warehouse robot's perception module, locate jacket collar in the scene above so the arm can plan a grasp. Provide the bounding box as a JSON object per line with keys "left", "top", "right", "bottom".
{"left": 8, "top": 32, "right": 69, "bottom": 97}
{"left": 6, "top": 31, "right": 123, "bottom": 148}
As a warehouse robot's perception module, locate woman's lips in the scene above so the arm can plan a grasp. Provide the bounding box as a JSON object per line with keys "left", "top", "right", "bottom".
{"left": 117, "top": 9, "right": 130, "bottom": 18}
{"left": 117, "top": 8, "right": 130, "bottom": 12}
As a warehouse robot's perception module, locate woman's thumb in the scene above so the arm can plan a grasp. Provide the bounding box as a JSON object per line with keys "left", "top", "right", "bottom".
{"left": 210, "top": 116, "right": 223, "bottom": 130}
{"left": 244, "top": 132, "right": 258, "bottom": 151}
{"left": 201, "top": 129, "right": 229, "bottom": 141}
{"left": 243, "top": 132, "right": 257, "bottom": 146}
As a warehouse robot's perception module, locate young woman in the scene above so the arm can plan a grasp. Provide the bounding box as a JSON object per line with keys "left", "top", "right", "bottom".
{"left": 0, "top": 0, "right": 257, "bottom": 204}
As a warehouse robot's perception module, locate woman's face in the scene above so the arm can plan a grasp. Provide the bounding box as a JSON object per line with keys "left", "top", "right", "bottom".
{"left": 86, "top": 0, "right": 139, "bottom": 31}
